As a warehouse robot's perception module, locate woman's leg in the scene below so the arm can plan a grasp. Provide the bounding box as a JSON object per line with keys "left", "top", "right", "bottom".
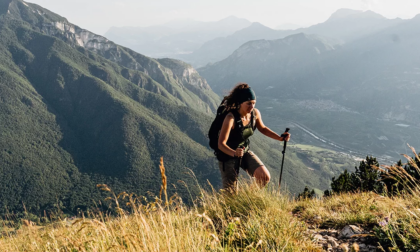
{"left": 242, "top": 151, "right": 271, "bottom": 187}
{"left": 218, "top": 159, "right": 239, "bottom": 193}
{"left": 252, "top": 165, "right": 271, "bottom": 187}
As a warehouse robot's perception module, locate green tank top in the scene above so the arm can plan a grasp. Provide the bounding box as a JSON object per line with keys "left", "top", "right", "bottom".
{"left": 238, "top": 121, "right": 254, "bottom": 152}
{"left": 225, "top": 110, "right": 256, "bottom": 155}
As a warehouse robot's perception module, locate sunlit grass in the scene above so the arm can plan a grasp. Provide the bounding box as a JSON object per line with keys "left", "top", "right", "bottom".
{"left": 0, "top": 159, "right": 319, "bottom": 251}
{"left": 2, "top": 153, "right": 420, "bottom": 251}
{"left": 0, "top": 186, "right": 319, "bottom": 251}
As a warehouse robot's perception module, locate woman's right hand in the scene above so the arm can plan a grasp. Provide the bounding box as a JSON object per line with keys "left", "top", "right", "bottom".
{"left": 235, "top": 147, "right": 245, "bottom": 158}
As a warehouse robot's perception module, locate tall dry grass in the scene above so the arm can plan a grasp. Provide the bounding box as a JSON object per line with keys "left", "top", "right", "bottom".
{"left": 0, "top": 157, "right": 319, "bottom": 251}
{"left": 3, "top": 150, "right": 420, "bottom": 251}
{"left": 372, "top": 146, "right": 420, "bottom": 251}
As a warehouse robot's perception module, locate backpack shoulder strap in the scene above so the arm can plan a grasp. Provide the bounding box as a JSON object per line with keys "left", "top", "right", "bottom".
{"left": 230, "top": 110, "right": 244, "bottom": 131}
{"left": 251, "top": 110, "right": 257, "bottom": 131}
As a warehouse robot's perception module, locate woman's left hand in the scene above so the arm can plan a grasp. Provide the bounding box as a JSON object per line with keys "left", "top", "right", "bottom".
{"left": 281, "top": 132, "right": 291, "bottom": 142}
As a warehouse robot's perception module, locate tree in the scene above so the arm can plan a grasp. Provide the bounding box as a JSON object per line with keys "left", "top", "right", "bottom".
{"left": 326, "top": 156, "right": 383, "bottom": 195}
{"left": 297, "top": 186, "right": 316, "bottom": 199}
{"left": 330, "top": 170, "right": 357, "bottom": 193}
{"left": 354, "top": 156, "right": 382, "bottom": 193}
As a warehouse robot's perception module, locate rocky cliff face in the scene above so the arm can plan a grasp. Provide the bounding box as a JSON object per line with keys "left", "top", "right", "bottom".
{"left": 2, "top": 0, "right": 219, "bottom": 113}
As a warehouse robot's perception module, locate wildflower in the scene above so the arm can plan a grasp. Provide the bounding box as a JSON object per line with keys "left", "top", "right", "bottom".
{"left": 379, "top": 216, "right": 391, "bottom": 227}
{"left": 379, "top": 220, "right": 387, "bottom": 227}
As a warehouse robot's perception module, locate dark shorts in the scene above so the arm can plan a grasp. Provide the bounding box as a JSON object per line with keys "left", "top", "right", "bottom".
{"left": 218, "top": 151, "right": 265, "bottom": 190}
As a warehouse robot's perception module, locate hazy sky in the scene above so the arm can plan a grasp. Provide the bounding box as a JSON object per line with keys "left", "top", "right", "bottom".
{"left": 26, "top": 0, "right": 420, "bottom": 35}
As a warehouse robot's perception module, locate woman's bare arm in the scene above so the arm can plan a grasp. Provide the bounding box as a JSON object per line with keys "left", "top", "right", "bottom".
{"left": 218, "top": 113, "right": 244, "bottom": 157}
{"left": 218, "top": 113, "right": 236, "bottom": 157}
{"left": 254, "top": 109, "right": 289, "bottom": 141}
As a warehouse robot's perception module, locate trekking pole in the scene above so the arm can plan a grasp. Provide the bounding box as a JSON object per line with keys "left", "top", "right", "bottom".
{"left": 234, "top": 146, "right": 245, "bottom": 175}
{"left": 279, "top": 128, "right": 290, "bottom": 189}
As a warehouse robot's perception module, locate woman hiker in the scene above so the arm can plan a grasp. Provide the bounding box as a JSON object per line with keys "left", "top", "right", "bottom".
{"left": 217, "top": 83, "right": 290, "bottom": 191}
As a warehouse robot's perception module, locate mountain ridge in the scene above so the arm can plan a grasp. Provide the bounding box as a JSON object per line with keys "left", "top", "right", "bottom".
{"left": 179, "top": 9, "right": 403, "bottom": 67}
{"left": 327, "top": 8, "right": 386, "bottom": 21}
{"left": 104, "top": 16, "right": 252, "bottom": 59}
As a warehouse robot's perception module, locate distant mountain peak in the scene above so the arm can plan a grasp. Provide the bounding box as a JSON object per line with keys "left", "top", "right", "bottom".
{"left": 249, "top": 22, "right": 267, "bottom": 28}
{"left": 329, "top": 9, "right": 363, "bottom": 19}
{"left": 2, "top": 0, "right": 68, "bottom": 24}
{"left": 216, "top": 16, "right": 251, "bottom": 26}
{"left": 412, "top": 13, "right": 420, "bottom": 20}
{"left": 328, "top": 8, "right": 385, "bottom": 21}
{"left": 241, "top": 22, "right": 273, "bottom": 32}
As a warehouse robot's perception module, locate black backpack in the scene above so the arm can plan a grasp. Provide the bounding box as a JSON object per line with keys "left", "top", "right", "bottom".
{"left": 208, "top": 101, "right": 256, "bottom": 159}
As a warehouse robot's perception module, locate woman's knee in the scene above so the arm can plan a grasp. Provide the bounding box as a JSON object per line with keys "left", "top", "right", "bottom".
{"left": 254, "top": 166, "right": 271, "bottom": 184}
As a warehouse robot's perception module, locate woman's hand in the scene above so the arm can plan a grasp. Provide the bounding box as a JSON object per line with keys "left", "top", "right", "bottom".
{"left": 235, "top": 147, "right": 245, "bottom": 158}
{"left": 281, "top": 132, "right": 291, "bottom": 142}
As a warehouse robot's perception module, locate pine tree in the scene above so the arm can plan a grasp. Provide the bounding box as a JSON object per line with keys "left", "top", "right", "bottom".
{"left": 330, "top": 170, "right": 356, "bottom": 193}
{"left": 327, "top": 156, "right": 383, "bottom": 195}
{"left": 354, "top": 156, "right": 382, "bottom": 192}
{"left": 297, "top": 186, "right": 316, "bottom": 199}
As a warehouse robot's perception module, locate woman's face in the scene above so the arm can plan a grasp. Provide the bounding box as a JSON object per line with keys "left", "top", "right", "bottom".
{"left": 240, "top": 100, "right": 256, "bottom": 114}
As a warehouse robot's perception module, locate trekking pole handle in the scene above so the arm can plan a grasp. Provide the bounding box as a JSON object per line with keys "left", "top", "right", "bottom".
{"left": 281, "top": 128, "right": 290, "bottom": 154}
{"left": 281, "top": 128, "right": 290, "bottom": 138}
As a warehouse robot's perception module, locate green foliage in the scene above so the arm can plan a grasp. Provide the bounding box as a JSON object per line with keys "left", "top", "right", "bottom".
{"left": 297, "top": 186, "right": 316, "bottom": 199}
{"left": 330, "top": 170, "right": 355, "bottom": 194}
{"left": 326, "top": 154, "right": 420, "bottom": 197}
{"left": 326, "top": 156, "right": 382, "bottom": 195}
{"left": 381, "top": 158, "right": 420, "bottom": 195}
{"left": 353, "top": 156, "right": 381, "bottom": 192}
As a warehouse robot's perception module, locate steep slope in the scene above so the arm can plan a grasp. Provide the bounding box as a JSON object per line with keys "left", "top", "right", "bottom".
{"left": 0, "top": 0, "right": 222, "bottom": 213}
{"left": 4, "top": 0, "right": 219, "bottom": 114}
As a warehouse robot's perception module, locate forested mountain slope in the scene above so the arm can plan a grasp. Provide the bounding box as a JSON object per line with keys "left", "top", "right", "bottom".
{"left": 0, "top": 0, "right": 221, "bottom": 213}
{"left": 4, "top": 0, "right": 220, "bottom": 114}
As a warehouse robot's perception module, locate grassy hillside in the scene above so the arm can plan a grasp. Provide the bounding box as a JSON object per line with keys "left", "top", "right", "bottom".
{"left": 1, "top": 180, "right": 418, "bottom": 251}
